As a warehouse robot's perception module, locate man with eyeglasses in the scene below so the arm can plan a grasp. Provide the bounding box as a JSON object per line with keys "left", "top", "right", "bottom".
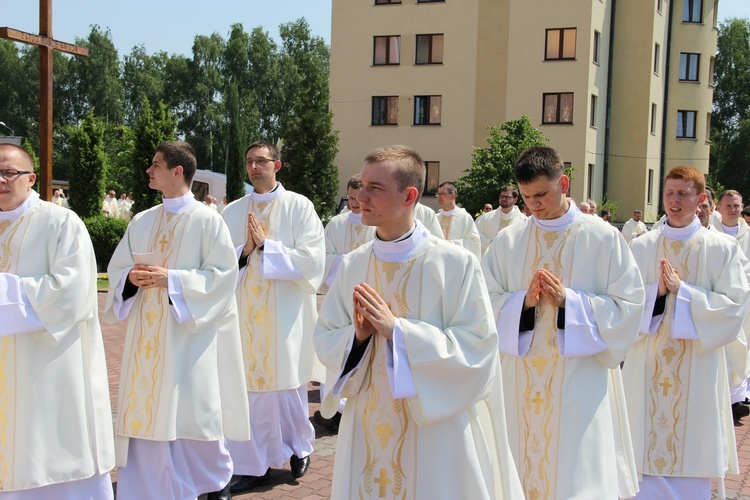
{"left": 436, "top": 181, "right": 481, "bottom": 259}
{"left": 0, "top": 143, "right": 116, "bottom": 498}
{"left": 475, "top": 184, "right": 525, "bottom": 255}
{"left": 222, "top": 140, "right": 325, "bottom": 492}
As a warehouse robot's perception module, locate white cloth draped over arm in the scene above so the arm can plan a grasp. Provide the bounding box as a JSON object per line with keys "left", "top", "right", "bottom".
{"left": 386, "top": 319, "right": 417, "bottom": 398}
{"left": 639, "top": 282, "right": 664, "bottom": 334}
{"left": 324, "top": 255, "right": 344, "bottom": 288}
{"left": 495, "top": 290, "right": 533, "bottom": 356}
{"left": 166, "top": 269, "right": 192, "bottom": 324}
{"left": 0, "top": 273, "right": 44, "bottom": 336}
{"left": 111, "top": 266, "right": 135, "bottom": 321}
{"left": 671, "top": 282, "right": 699, "bottom": 340}
{"left": 261, "top": 238, "right": 304, "bottom": 280}
{"left": 557, "top": 288, "right": 608, "bottom": 357}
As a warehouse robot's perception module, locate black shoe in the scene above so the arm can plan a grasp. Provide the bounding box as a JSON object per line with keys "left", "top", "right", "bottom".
{"left": 314, "top": 410, "right": 342, "bottom": 432}
{"left": 290, "top": 454, "right": 310, "bottom": 479}
{"left": 206, "top": 482, "right": 231, "bottom": 500}
{"left": 229, "top": 468, "right": 271, "bottom": 494}
{"left": 733, "top": 402, "right": 750, "bottom": 420}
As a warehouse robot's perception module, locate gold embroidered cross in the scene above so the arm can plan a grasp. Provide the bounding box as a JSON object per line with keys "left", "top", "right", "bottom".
{"left": 374, "top": 468, "right": 392, "bottom": 497}
{"left": 253, "top": 310, "right": 264, "bottom": 325}
{"left": 144, "top": 340, "right": 154, "bottom": 359}
{"left": 660, "top": 377, "right": 673, "bottom": 396}
{"left": 532, "top": 391, "right": 544, "bottom": 414}
{"left": 158, "top": 234, "right": 169, "bottom": 253}
{"left": 145, "top": 311, "right": 157, "bottom": 327}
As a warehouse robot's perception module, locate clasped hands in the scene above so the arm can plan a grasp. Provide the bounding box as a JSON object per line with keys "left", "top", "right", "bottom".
{"left": 129, "top": 264, "right": 168, "bottom": 289}
{"left": 657, "top": 258, "right": 681, "bottom": 297}
{"left": 242, "top": 212, "right": 266, "bottom": 257}
{"left": 353, "top": 282, "right": 395, "bottom": 345}
{"left": 524, "top": 268, "right": 566, "bottom": 310}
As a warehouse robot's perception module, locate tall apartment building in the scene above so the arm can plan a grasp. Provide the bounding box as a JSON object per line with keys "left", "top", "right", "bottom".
{"left": 329, "top": 0, "right": 719, "bottom": 221}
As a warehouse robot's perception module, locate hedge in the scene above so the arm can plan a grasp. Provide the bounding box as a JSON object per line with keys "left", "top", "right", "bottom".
{"left": 83, "top": 216, "right": 128, "bottom": 272}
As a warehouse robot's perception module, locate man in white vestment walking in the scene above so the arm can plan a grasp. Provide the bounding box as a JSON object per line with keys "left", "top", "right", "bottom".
{"left": 475, "top": 185, "right": 525, "bottom": 255}
{"left": 104, "top": 141, "right": 250, "bottom": 500}
{"left": 622, "top": 209, "right": 648, "bottom": 243}
{"left": 222, "top": 141, "right": 325, "bottom": 493}
{"left": 625, "top": 166, "right": 750, "bottom": 498}
{"left": 482, "top": 146, "right": 645, "bottom": 499}
{"left": 102, "top": 189, "right": 119, "bottom": 218}
{"left": 436, "top": 181, "right": 481, "bottom": 259}
{"left": 315, "top": 144, "right": 523, "bottom": 499}
{"left": 0, "top": 144, "right": 115, "bottom": 499}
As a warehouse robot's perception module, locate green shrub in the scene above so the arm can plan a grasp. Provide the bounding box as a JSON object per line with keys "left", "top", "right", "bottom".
{"left": 83, "top": 216, "right": 128, "bottom": 272}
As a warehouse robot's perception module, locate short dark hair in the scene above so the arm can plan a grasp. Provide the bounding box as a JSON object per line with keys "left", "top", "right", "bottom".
{"left": 499, "top": 185, "right": 519, "bottom": 198}
{"left": 742, "top": 207, "right": 750, "bottom": 218}
{"left": 245, "top": 140, "right": 281, "bottom": 161}
{"left": 347, "top": 174, "right": 362, "bottom": 190}
{"left": 514, "top": 146, "right": 564, "bottom": 185}
{"left": 705, "top": 186, "right": 716, "bottom": 205}
{"left": 717, "top": 189, "right": 742, "bottom": 204}
{"left": 600, "top": 208, "right": 610, "bottom": 217}
{"left": 438, "top": 181, "right": 457, "bottom": 196}
{"left": 155, "top": 141, "right": 197, "bottom": 184}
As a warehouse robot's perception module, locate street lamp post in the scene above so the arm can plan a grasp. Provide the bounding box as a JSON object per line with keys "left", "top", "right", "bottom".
{"left": 0, "top": 121, "right": 14, "bottom": 136}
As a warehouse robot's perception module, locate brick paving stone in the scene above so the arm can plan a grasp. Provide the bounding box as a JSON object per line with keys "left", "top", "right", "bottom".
{"left": 99, "top": 293, "right": 750, "bottom": 499}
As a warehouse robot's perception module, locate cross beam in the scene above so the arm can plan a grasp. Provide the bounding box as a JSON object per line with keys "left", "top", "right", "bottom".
{"left": 0, "top": 0, "right": 89, "bottom": 201}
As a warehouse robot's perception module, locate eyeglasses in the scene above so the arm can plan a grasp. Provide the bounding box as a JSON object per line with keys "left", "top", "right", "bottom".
{"left": 499, "top": 195, "right": 516, "bottom": 199}
{"left": 246, "top": 157, "right": 275, "bottom": 167}
{"left": 0, "top": 170, "right": 32, "bottom": 180}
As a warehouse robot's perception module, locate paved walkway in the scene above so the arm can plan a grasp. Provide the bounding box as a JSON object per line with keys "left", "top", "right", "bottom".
{"left": 98, "top": 293, "right": 750, "bottom": 499}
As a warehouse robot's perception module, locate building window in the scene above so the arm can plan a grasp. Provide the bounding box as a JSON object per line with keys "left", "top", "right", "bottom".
{"left": 651, "top": 103, "right": 657, "bottom": 134}
{"left": 375, "top": 0, "right": 402, "bottom": 4}
{"left": 564, "top": 162, "right": 573, "bottom": 193}
{"left": 373, "top": 36, "right": 400, "bottom": 66}
{"left": 709, "top": 56, "right": 715, "bottom": 86}
{"left": 414, "top": 96, "right": 442, "bottom": 125}
{"left": 417, "top": 0, "right": 445, "bottom": 3}
{"left": 416, "top": 34, "right": 444, "bottom": 64}
{"left": 590, "top": 95, "right": 598, "bottom": 128}
{"left": 545, "top": 28, "right": 576, "bottom": 60}
{"left": 542, "top": 93, "right": 574, "bottom": 124}
{"left": 713, "top": 0, "right": 719, "bottom": 28}
{"left": 587, "top": 164, "right": 595, "bottom": 200}
{"left": 593, "top": 31, "right": 602, "bottom": 64}
{"left": 657, "top": 0, "right": 664, "bottom": 13}
{"left": 648, "top": 169, "right": 654, "bottom": 204}
{"left": 679, "top": 53, "right": 700, "bottom": 81}
{"left": 683, "top": 0, "right": 702, "bottom": 23}
{"left": 372, "top": 96, "right": 399, "bottom": 125}
{"left": 677, "top": 110, "right": 697, "bottom": 138}
{"left": 424, "top": 161, "right": 440, "bottom": 195}
{"left": 706, "top": 112, "right": 712, "bottom": 142}
{"left": 654, "top": 43, "right": 660, "bottom": 75}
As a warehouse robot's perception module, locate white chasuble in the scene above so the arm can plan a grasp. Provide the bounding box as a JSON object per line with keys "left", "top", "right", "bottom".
{"left": 0, "top": 201, "right": 115, "bottom": 491}
{"left": 437, "top": 207, "right": 481, "bottom": 259}
{"left": 321, "top": 212, "right": 376, "bottom": 293}
{"left": 475, "top": 206, "right": 524, "bottom": 255}
{"left": 223, "top": 189, "right": 325, "bottom": 391}
{"left": 315, "top": 232, "right": 523, "bottom": 499}
{"left": 105, "top": 202, "right": 250, "bottom": 465}
{"left": 626, "top": 227, "right": 750, "bottom": 479}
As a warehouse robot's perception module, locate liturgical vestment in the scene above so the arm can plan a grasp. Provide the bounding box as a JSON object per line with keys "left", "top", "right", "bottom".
{"left": 482, "top": 203, "right": 644, "bottom": 499}
{"left": 414, "top": 202, "right": 444, "bottom": 238}
{"left": 0, "top": 192, "right": 115, "bottom": 496}
{"left": 315, "top": 221, "right": 523, "bottom": 499}
{"left": 475, "top": 205, "right": 524, "bottom": 255}
{"left": 625, "top": 218, "right": 749, "bottom": 491}
{"left": 104, "top": 196, "right": 250, "bottom": 464}
{"left": 321, "top": 210, "right": 375, "bottom": 293}
{"left": 437, "top": 206, "right": 481, "bottom": 259}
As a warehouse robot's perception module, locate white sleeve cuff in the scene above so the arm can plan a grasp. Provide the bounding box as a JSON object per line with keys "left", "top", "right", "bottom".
{"left": 167, "top": 270, "right": 193, "bottom": 325}
{"left": 0, "top": 273, "right": 44, "bottom": 337}
{"left": 325, "top": 255, "right": 345, "bottom": 288}
{"left": 640, "top": 282, "right": 664, "bottom": 334}
{"left": 385, "top": 319, "right": 418, "bottom": 399}
{"left": 112, "top": 267, "right": 136, "bottom": 321}
{"left": 261, "top": 239, "right": 304, "bottom": 281}
{"left": 497, "top": 290, "right": 533, "bottom": 357}
{"left": 672, "top": 282, "right": 698, "bottom": 340}
{"left": 332, "top": 328, "right": 369, "bottom": 396}
{"left": 557, "top": 288, "right": 607, "bottom": 357}
{"left": 235, "top": 244, "right": 248, "bottom": 283}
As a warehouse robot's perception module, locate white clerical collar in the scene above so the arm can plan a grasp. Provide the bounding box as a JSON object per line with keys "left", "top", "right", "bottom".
{"left": 162, "top": 191, "right": 197, "bottom": 213}
{"left": 531, "top": 201, "right": 580, "bottom": 232}
{"left": 0, "top": 190, "right": 40, "bottom": 220}
{"left": 500, "top": 205, "right": 519, "bottom": 219}
{"left": 348, "top": 211, "right": 363, "bottom": 225}
{"left": 721, "top": 222, "right": 740, "bottom": 237}
{"left": 250, "top": 182, "right": 285, "bottom": 202}
{"left": 373, "top": 220, "right": 430, "bottom": 263}
{"left": 440, "top": 207, "right": 458, "bottom": 216}
{"left": 662, "top": 216, "right": 702, "bottom": 241}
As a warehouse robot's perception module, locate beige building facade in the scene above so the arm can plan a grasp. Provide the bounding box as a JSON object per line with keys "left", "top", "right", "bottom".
{"left": 329, "top": 0, "right": 718, "bottom": 221}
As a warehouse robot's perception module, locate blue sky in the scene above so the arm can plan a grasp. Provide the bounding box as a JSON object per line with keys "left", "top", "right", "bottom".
{"left": 3, "top": 0, "right": 747, "bottom": 57}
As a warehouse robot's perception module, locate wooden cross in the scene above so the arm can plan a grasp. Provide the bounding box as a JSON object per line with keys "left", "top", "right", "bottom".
{"left": 660, "top": 376, "right": 673, "bottom": 396}
{"left": 374, "top": 468, "right": 392, "bottom": 498}
{"left": 0, "top": 0, "right": 89, "bottom": 201}
{"left": 532, "top": 391, "right": 544, "bottom": 414}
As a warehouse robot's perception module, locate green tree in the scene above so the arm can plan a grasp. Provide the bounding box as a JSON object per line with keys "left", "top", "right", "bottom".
{"left": 68, "top": 110, "right": 108, "bottom": 218}
{"left": 129, "top": 99, "right": 176, "bottom": 214}
{"left": 456, "top": 116, "right": 548, "bottom": 216}
{"left": 225, "top": 82, "right": 247, "bottom": 202}
{"left": 276, "top": 19, "right": 339, "bottom": 221}
{"left": 710, "top": 17, "right": 750, "bottom": 194}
